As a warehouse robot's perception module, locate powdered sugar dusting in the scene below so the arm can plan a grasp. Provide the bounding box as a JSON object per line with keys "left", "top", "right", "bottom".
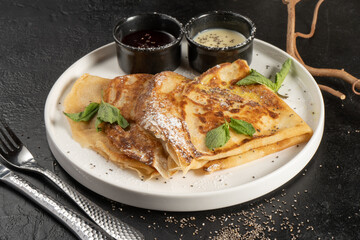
{"left": 168, "top": 116, "right": 183, "bottom": 128}
{"left": 140, "top": 97, "right": 194, "bottom": 163}
{"left": 220, "top": 101, "right": 229, "bottom": 108}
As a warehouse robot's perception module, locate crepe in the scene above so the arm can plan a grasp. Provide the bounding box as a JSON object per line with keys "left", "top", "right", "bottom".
{"left": 102, "top": 74, "right": 178, "bottom": 178}
{"left": 134, "top": 59, "right": 313, "bottom": 173}
{"left": 64, "top": 59, "right": 313, "bottom": 179}
{"left": 133, "top": 71, "right": 203, "bottom": 172}
{"left": 64, "top": 74, "right": 162, "bottom": 179}
{"left": 183, "top": 60, "right": 313, "bottom": 172}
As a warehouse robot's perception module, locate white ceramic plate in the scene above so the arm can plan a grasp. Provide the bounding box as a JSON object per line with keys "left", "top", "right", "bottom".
{"left": 44, "top": 39, "right": 324, "bottom": 212}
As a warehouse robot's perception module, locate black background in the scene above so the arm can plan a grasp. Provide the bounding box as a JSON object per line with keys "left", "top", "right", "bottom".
{"left": 0, "top": 0, "right": 359, "bottom": 239}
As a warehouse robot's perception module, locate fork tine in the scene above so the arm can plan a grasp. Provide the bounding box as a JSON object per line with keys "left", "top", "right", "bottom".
{"left": 0, "top": 136, "right": 11, "bottom": 155}
{"left": 0, "top": 127, "right": 16, "bottom": 150}
{"left": 0, "top": 118, "right": 22, "bottom": 148}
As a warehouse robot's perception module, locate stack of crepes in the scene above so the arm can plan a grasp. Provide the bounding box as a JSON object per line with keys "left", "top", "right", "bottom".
{"left": 63, "top": 59, "right": 313, "bottom": 179}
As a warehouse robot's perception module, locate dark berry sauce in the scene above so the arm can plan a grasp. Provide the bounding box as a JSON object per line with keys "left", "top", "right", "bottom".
{"left": 121, "top": 30, "right": 176, "bottom": 48}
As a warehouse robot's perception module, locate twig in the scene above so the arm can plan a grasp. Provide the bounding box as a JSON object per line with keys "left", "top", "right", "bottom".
{"left": 352, "top": 80, "right": 360, "bottom": 95}
{"left": 283, "top": 0, "right": 360, "bottom": 99}
{"left": 318, "top": 84, "right": 346, "bottom": 100}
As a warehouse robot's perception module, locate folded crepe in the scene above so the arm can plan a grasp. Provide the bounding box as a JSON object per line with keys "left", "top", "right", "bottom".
{"left": 182, "top": 60, "right": 313, "bottom": 172}
{"left": 64, "top": 74, "right": 167, "bottom": 179}
{"left": 103, "top": 74, "right": 178, "bottom": 178}
{"left": 131, "top": 59, "right": 313, "bottom": 173}
{"left": 63, "top": 59, "right": 313, "bottom": 179}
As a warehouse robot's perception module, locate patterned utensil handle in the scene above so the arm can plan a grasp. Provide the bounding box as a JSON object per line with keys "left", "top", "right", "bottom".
{"left": 32, "top": 166, "right": 144, "bottom": 240}
{"left": 2, "top": 172, "right": 111, "bottom": 240}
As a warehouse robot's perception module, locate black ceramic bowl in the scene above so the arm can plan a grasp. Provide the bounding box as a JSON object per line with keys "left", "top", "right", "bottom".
{"left": 185, "top": 11, "right": 256, "bottom": 73}
{"left": 113, "top": 13, "right": 183, "bottom": 74}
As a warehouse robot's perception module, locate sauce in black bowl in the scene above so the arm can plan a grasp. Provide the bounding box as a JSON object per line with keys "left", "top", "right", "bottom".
{"left": 113, "top": 13, "right": 183, "bottom": 74}
{"left": 121, "top": 30, "right": 176, "bottom": 48}
{"left": 185, "top": 11, "right": 256, "bottom": 73}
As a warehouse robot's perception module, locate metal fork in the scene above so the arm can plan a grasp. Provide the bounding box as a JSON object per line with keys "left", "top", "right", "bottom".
{"left": 0, "top": 119, "right": 144, "bottom": 240}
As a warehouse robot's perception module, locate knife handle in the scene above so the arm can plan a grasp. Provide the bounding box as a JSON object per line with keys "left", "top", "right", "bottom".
{"left": 33, "top": 166, "right": 144, "bottom": 240}
{"left": 1, "top": 172, "right": 111, "bottom": 240}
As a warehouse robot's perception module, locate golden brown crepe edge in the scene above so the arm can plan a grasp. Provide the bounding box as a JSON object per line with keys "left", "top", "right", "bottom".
{"left": 202, "top": 132, "right": 313, "bottom": 173}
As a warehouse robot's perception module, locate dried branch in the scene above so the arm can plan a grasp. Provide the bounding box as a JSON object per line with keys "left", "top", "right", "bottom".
{"left": 283, "top": 0, "right": 360, "bottom": 99}
{"left": 353, "top": 80, "right": 360, "bottom": 95}
{"left": 318, "top": 84, "right": 346, "bottom": 100}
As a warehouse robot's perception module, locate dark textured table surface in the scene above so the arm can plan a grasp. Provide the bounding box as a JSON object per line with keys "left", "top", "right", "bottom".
{"left": 1, "top": 0, "right": 359, "bottom": 239}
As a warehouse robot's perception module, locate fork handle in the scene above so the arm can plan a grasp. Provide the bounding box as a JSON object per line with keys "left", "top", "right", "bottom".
{"left": 1, "top": 172, "right": 111, "bottom": 240}
{"left": 32, "top": 166, "right": 144, "bottom": 240}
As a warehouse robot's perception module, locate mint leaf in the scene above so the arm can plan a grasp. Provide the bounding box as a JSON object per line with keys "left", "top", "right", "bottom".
{"left": 229, "top": 118, "right": 255, "bottom": 137}
{"left": 275, "top": 58, "right": 292, "bottom": 91}
{"left": 236, "top": 69, "right": 276, "bottom": 91}
{"left": 96, "top": 100, "right": 129, "bottom": 131}
{"left": 63, "top": 102, "right": 99, "bottom": 122}
{"left": 95, "top": 118, "right": 104, "bottom": 132}
{"left": 205, "top": 122, "right": 230, "bottom": 150}
{"left": 64, "top": 100, "right": 129, "bottom": 132}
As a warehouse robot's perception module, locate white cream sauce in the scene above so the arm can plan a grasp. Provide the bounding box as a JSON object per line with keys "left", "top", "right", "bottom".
{"left": 193, "top": 28, "right": 246, "bottom": 48}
